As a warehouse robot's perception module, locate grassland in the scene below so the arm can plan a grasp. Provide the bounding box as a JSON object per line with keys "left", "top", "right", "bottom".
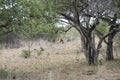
{"left": 0, "top": 38, "right": 120, "bottom": 80}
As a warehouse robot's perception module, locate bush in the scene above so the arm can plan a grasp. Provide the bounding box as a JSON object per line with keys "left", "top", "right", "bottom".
{"left": 21, "top": 50, "right": 31, "bottom": 58}
{"left": 0, "top": 68, "right": 8, "bottom": 78}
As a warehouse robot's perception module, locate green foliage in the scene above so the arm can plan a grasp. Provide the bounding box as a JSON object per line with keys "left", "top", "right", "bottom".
{"left": 96, "top": 20, "right": 109, "bottom": 35}
{"left": 13, "top": 0, "right": 61, "bottom": 40}
{"left": 0, "top": 0, "right": 61, "bottom": 42}
{"left": 0, "top": 0, "right": 26, "bottom": 41}
{"left": 0, "top": 68, "right": 8, "bottom": 78}
{"left": 0, "top": 68, "right": 27, "bottom": 79}
{"left": 21, "top": 50, "right": 31, "bottom": 58}
{"left": 63, "top": 27, "right": 80, "bottom": 38}
{"left": 18, "top": 21, "right": 60, "bottom": 40}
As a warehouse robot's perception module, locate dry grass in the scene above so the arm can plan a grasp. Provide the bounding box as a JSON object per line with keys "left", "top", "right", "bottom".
{"left": 0, "top": 38, "right": 120, "bottom": 80}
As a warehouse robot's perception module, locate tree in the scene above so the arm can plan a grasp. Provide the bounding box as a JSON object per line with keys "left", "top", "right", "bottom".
{"left": 42, "top": 0, "right": 99, "bottom": 64}
{"left": 98, "top": 0, "right": 120, "bottom": 60}
{"left": 42, "top": 0, "right": 120, "bottom": 64}
{"left": 0, "top": 0, "right": 27, "bottom": 48}
{"left": 0, "top": 0, "right": 60, "bottom": 48}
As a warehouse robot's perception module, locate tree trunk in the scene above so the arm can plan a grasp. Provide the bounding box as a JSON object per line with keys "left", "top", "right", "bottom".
{"left": 106, "top": 30, "right": 117, "bottom": 61}
{"left": 106, "top": 24, "right": 118, "bottom": 61}
{"left": 87, "top": 42, "right": 97, "bottom": 65}
{"left": 106, "top": 13, "right": 119, "bottom": 61}
{"left": 81, "top": 33, "right": 97, "bottom": 65}
{"left": 106, "top": 36, "right": 114, "bottom": 60}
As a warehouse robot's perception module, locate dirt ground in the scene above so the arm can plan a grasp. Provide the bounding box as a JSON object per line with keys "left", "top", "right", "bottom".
{"left": 0, "top": 38, "right": 120, "bottom": 80}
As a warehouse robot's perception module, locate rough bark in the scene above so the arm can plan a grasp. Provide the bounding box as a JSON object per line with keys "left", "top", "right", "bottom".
{"left": 106, "top": 14, "right": 119, "bottom": 61}
{"left": 81, "top": 32, "right": 97, "bottom": 65}
{"left": 106, "top": 38, "right": 114, "bottom": 60}
{"left": 106, "top": 26, "right": 118, "bottom": 60}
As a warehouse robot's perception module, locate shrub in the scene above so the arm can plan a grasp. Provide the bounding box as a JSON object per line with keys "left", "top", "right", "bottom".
{"left": 0, "top": 68, "right": 8, "bottom": 78}
{"left": 21, "top": 50, "right": 31, "bottom": 58}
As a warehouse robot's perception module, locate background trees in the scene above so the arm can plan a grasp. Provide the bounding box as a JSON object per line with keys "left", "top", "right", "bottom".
{"left": 0, "top": 0, "right": 61, "bottom": 48}
{"left": 0, "top": 0, "right": 26, "bottom": 48}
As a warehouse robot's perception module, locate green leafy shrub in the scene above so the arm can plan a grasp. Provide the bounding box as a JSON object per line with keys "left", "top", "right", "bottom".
{"left": 21, "top": 50, "right": 31, "bottom": 58}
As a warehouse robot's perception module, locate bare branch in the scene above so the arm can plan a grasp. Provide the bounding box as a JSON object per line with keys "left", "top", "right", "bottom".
{"left": 95, "top": 29, "right": 108, "bottom": 44}
{"left": 57, "top": 12, "right": 76, "bottom": 23}
{"left": 97, "top": 30, "right": 114, "bottom": 51}
{"left": 90, "top": 18, "right": 99, "bottom": 33}
{"left": 83, "top": 13, "right": 111, "bottom": 23}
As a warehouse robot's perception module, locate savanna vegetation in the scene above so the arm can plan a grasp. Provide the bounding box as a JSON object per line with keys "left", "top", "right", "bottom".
{"left": 0, "top": 0, "right": 120, "bottom": 80}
